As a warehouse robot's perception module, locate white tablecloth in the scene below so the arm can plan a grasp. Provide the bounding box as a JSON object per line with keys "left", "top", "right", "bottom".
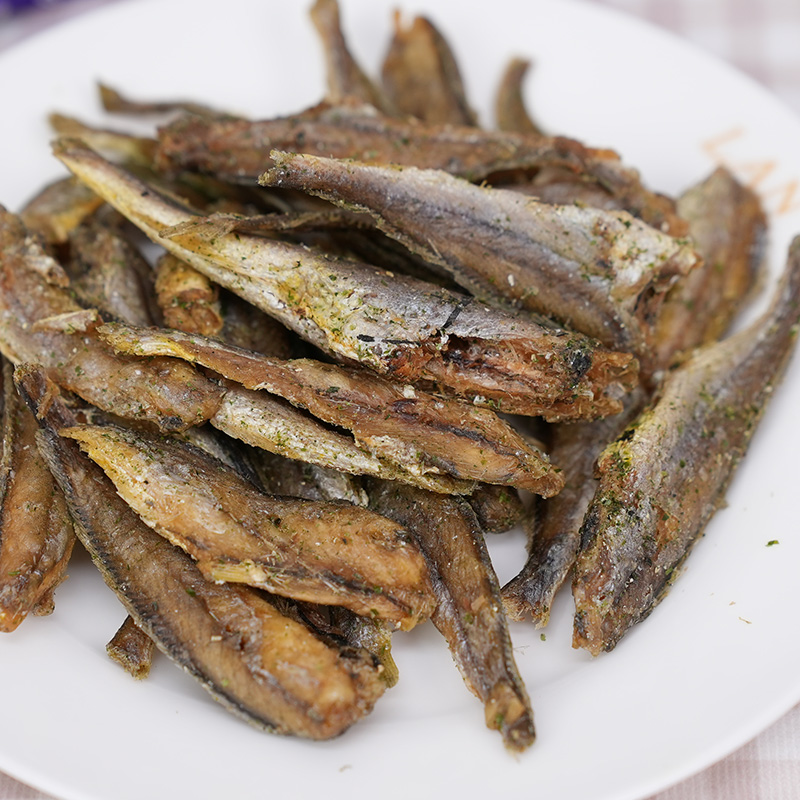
{"left": 2, "top": 1, "right": 800, "bottom": 798}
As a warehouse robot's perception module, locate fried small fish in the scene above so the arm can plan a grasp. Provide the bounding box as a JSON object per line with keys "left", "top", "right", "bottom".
{"left": 54, "top": 139, "right": 638, "bottom": 421}
{"left": 0, "top": 359, "right": 74, "bottom": 632}
{"left": 652, "top": 167, "right": 767, "bottom": 370}
{"left": 17, "top": 367, "right": 385, "bottom": 739}
{"left": 154, "top": 99, "right": 684, "bottom": 233}
{"left": 573, "top": 237, "right": 800, "bottom": 655}
{"left": 61, "top": 422, "right": 436, "bottom": 629}
{"left": 367, "top": 478, "right": 535, "bottom": 751}
{"left": 263, "top": 151, "right": 698, "bottom": 361}
{"left": 99, "top": 322, "right": 564, "bottom": 496}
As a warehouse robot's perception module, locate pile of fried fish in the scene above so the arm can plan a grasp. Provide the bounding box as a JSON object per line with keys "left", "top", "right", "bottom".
{"left": 1, "top": 0, "right": 798, "bottom": 752}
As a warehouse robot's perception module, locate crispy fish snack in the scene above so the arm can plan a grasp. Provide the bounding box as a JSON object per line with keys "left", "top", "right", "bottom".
{"left": 99, "top": 322, "right": 564, "bottom": 495}
{"left": 0, "top": 359, "right": 74, "bottom": 632}
{"left": 262, "top": 151, "right": 699, "bottom": 362}
{"left": 54, "top": 138, "right": 638, "bottom": 422}
{"left": 573, "top": 237, "right": 800, "bottom": 655}
{"left": 61, "top": 421, "right": 436, "bottom": 629}
{"left": 18, "top": 366, "right": 385, "bottom": 738}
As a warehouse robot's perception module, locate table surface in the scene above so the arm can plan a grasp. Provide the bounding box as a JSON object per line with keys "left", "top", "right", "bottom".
{"left": 2, "top": 0, "right": 800, "bottom": 798}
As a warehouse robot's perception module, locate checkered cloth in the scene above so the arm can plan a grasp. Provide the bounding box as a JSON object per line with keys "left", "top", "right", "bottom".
{"left": 2, "top": 1, "right": 800, "bottom": 798}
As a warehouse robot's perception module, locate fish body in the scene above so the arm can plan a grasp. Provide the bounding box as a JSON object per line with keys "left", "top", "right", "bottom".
{"left": 573, "top": 238, "right": 800, "bottom": 654}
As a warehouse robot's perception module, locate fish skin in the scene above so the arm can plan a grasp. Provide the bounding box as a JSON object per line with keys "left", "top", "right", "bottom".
{"left": 0, "top": 359, "right": 75, "bottom": 632}
{"left": 98, "top": 322, "right": 564, "bottom": 496}
{"left": 17, "top": 367, "right": 384, "bottom": 738}
{"left": 262, "top": 151, "right": 699, "bottom": 361}
{"left": 572, "top": 237, "right": 800, "bottom": 655}
{"left": 0, "top": 206, "right": 224, "bottom": 432}
{"left": 367, "top": 478, "right": 535, "bottom": 751}
{"left": 60, "top": 421, "right": 437, "bottom": 630}
{"left": 53, "top": 139, "right": 637, "bottom": 421}
{"left": 381, "top": 12, "right": 478, "bottom": 126}
{"left": 153, "top": 99, "right": 684, "bottom": 233}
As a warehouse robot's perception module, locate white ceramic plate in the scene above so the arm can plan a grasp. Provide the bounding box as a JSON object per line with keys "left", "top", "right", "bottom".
{"left": 2, "top": 1, "right": 800, "bottom": 799}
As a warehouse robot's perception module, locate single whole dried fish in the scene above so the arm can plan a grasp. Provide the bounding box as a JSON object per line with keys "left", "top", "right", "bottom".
{"left": 367, "top": 478, "right": 535, "bottom": 751}
{"left": 53, "top": 139, "right": 638, "bottom": 421}
{"left": 262, "top": 151, "right": 699, "bottom": 360}
{"left": 61, "top": 421, "right": 436, "bottom": 629}
{"left": 17, "top": 367, "right": 385, "bottom": 739}
{"left": 573, "top": 237, "right": 800, "bottom": 655}
{"left": 0, "top": 359, "right": 74, "bottom": 632}
{"left": 98, "top": 322, "right": 564, "bottom": 496}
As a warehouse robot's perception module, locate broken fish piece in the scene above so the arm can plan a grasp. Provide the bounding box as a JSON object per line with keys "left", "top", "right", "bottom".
{"left": 60, "top": 422, "right": 437, "bottom": 629}
{"left": 98, "top": 322, "right": 564, "bottom": 495}
{"left": 17, "top": 367, "right": 385, "bottom": 738}
{"left": 573, "top": 237, "right": 800, "bottom": 655}
{"left": 107, "top": 615, "right": 155, "bottom": 679}
{"left": 53, "top": 139, "right": 637, "bottom": 421}
{"left": 262, "top": 151, "right": 699, "bottom": 360}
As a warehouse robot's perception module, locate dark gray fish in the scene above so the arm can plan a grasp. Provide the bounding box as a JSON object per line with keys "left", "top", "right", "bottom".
{"left": 16, "top": 367, "right": 385, "bottom": 739}
{"left": 262, "top": 151, "right": 699, "bottom": 360}
{"left": 572, "top": 237, "right": 800, "bottom": 655}
{"left": 0, "top": 359, "right": 74, "bottom": 632}
{"left": 54, "top": 139, "right": 638, "bottom": 422}
{"left": 367, "top": 478, "right": 535, "bottom": 751}
{"left": 380, "top": 12, "right": 478, "bottom": 126}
